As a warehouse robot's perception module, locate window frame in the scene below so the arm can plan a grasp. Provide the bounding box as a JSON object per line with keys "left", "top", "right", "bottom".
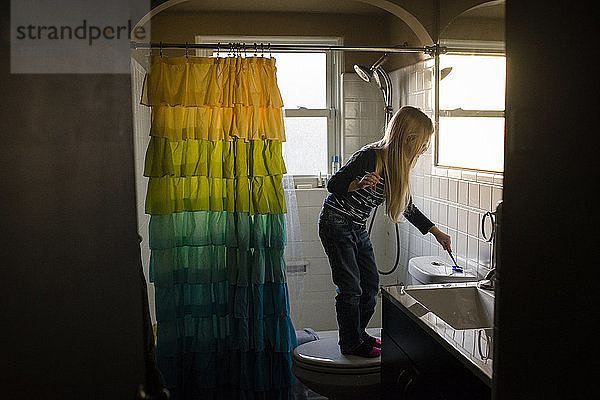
{"left": 434, "top": 39, "right": 506, "bottom": 173}
{"left": 195, "top": 35, "right": 343, "bottom": 182}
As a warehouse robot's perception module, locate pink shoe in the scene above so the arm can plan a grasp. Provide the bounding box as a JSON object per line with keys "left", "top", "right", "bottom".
{"left": 365, "top": 335, "right": 382, "bottom": 348}
{"left": 342, "top": 342, "right": 381, "bottom": 358}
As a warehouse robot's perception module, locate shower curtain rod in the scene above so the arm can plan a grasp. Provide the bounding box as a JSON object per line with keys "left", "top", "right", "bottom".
{"left": 130, "top": 41, "right": 437, "bottom": 55}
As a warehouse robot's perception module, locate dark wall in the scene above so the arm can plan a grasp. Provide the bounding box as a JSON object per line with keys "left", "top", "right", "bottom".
{"left": 498, "top": 2, "right": 595, "bottom": 399}
{"left": 1, "top": 5, "right": 146, "bottom": 399}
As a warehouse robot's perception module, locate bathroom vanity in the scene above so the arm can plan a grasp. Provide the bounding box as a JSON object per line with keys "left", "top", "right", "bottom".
{"left": 381, "top": 283, "right": 493, "bottom": 400}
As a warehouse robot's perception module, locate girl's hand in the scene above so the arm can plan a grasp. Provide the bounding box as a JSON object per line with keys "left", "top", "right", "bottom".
{"left": 429, "top": 226, "right": 452, "bottom": 252}
{"left": 356, "top": 172, "right": 381, "bottom": 190}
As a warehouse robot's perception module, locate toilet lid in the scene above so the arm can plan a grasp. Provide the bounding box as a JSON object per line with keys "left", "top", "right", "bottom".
{"left": 293, "top": 338, "right": 380, "bottom": 374}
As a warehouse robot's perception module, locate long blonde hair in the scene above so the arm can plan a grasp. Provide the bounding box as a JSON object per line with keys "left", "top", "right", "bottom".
{"left": 372, "top": 106, "right": 433, "bottom": 222}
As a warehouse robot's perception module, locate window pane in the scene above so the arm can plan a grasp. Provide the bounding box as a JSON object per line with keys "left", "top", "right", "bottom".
{"left": 282, "top": 117, "right": 328, "bottom": 175}
{"left": 438, "top": 117, "right": 505, "bottom": 172}
{"left": 439, "top": 55, "right": 506, "bottom": 110}
{"left": 271, "top": 52, "right": 327, "bottom": 109}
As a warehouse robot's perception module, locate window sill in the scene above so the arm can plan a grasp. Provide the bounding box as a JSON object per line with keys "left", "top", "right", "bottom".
{"left": 432, "top": 165, "right": 503, "bottom": 186}
{"left": 288, "top": 175, "right": 331, "bottom": 189}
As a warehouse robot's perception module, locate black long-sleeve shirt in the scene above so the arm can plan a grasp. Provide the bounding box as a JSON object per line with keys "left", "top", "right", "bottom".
{"left": 323, "top": 147, "right": 434, "bottom": 234}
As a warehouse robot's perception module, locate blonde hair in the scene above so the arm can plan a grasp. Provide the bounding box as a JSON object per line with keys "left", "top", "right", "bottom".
{"left": 371, "top": 106, "right": 433, "bottom": 222}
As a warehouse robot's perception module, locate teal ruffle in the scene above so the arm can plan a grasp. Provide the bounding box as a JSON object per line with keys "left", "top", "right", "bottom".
{"left": 149, "top": 212, "right": 286, "bottom": 250}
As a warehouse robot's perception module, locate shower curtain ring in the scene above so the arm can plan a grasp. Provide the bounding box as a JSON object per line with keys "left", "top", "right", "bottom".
{"left": 216, "top": 42, "right": 220, "bottom": 57}
{"left": 268, "top": 42, "right": 271, "bottom": 58}
{"left": 184, "top": 41, "right": 189, "bottom": 58}
{"left": 254, "top": 42, "right": 258, "bottom": 57}
{"left": 159, "top": 41, "right": 163, "bottom": 57}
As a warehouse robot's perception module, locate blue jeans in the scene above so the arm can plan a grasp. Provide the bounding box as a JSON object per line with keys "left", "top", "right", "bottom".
{"left": 318, "top": 209, "right": 379, "bottom": 353}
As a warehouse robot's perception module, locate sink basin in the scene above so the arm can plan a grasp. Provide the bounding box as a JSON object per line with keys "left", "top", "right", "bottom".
{"left": 404, "top": 286, "right": 494, "bottom": 330}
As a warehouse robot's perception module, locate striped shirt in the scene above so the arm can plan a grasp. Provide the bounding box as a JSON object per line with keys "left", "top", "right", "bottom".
{"left": 322, "top": 147, "right": 434, "bottom": 234}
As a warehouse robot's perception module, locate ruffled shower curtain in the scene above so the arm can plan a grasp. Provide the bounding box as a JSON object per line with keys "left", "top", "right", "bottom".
{"left": 141, "top": 55, "right": 297, "bottom": 400}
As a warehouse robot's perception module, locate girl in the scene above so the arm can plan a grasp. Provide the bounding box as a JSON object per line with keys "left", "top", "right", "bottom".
{"left": 318, "top": 106, "right": 451, "bottom": 358}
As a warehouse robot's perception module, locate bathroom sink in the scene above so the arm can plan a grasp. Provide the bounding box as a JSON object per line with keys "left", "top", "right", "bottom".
{"left": 404, "top": 285, "right": 494, "bottom": 330}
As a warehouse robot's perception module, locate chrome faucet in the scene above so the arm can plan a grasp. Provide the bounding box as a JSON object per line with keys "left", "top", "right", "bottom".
{"left": 478, "top": 268, "right": 496, "bottom": 290}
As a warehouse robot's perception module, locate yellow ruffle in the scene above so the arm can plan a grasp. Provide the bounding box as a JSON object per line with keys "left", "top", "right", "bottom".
{"left": 144, "top": 137, "right": 286, "bottom": 178}
{"left": 145, "top": 175, "right": 286, "bottom": 216}
{"left": 150, "top": 105, "right": 285, "bottom": 141}
{"left": 141, "top": 56, "right": 284, "bottom": 108}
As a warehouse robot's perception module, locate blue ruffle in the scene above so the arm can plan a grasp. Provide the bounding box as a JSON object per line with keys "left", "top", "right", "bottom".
{"left": 150, "top": 210, "right": 296, "bottom": 399}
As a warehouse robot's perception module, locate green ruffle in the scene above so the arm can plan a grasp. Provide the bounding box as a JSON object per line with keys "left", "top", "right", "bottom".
{"left": 146, "top": 175, "right": 286, "bottom": 215}
{"left": 148, "top": 212, "right": 286, "bottom": 250}
{"left": 144, "top": 137, "right": 286, "bottom": 178}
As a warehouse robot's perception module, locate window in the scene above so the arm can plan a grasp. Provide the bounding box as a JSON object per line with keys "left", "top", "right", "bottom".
{"left": 196, "top": 35, "right": 342, "bottom": 177}
{"left": 436, "top": 50, "right": 506, "bottom": 172}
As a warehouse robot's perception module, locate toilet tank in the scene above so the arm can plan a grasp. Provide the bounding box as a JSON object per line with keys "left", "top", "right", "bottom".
{"left": 408, "top": 256, "right": 477, "bottom": 285}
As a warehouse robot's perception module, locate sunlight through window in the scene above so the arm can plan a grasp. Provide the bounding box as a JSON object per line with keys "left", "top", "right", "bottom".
{"left": 437, "top": 54, "right": 506, "bottom": 172}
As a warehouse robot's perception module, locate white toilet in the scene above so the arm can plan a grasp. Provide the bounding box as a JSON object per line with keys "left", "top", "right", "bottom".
{"left": 292, "top": 328, "right": 381, "bottom": 400}
{"left": 408, "top": 255, "right": 478, "bottom": 285}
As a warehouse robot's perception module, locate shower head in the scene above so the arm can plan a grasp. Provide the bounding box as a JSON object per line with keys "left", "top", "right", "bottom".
{"left": 353, "top": 53, "right": 390, "bottom": 84}
{"left": 353, "top": 64, "right": 372, "bottom": 83}
{"left": 441, "top": 67, "right": 453, "bottom": 80}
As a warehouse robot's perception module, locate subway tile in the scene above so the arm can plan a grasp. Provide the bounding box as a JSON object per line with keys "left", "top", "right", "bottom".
{"left": 448, "top": 229, "right": 457, "bottom": 252}
{"left": 361, "top": 119, "right": 384, "bottom": 138}
{"left": 447, "top": 168, "right": 462, "bottom": 179}
{"left": 430, "top": 201, "right": 439, "bottom": 222}
{"left": 344, "top": 118, "right": 360, "bottom": 136}
{"left": 479, "top": 184, "right": 492, "bottom": 211}
{"left": 414, "top": 92, "right": 425, "bottom": 109}
{"left": 468, "top": 182, "right": 480, "bottom": 208}
{"left": 457, "top": 232, "right": 467, "bottom": 256}
{"left": 416, "top": 69, "right": 424, "bottom": 91}
{"left": 295, "top": 188, "right": 328, "bottom": 206}
{"left": 303, "top": 246, "right": 327, "bottom": 260}
{"left": 297, "top": 206, "right": 322, "bottom": 223}
{"left": 448, "top": 179, "right": 458, "bottom": 203}
{"left": 476, "top": 172, "right": 495, "bottom": 184}
{"left": 439, "top": 203, "right": 448, "bottom": 226}
{"left": 344, "top": 136, "right": 362, "bottom": 155}
{"left": 300, "top": 222, "right": 318, "bottom": 239}
{"left": 468, "top": 211, "right": 479, "bottom": 236}
{"left": 344, "top": 101, "right": 361, "bottom": 118}
{"left": 479, "top": 241, "right": 492, "bottom": 266}
{"left": 461, "top": 170, "right": 477, "bottom": 181}
{"left": 458, "top": 181, "right": 469, "bottom": 205}
{"left": 468, "top": 236, "right": 479, "bottom": 263}
{"left": 431, "top": 176, "right": 440, "bottom": 198}
{"left": 439, "top": 177, "right": 448, "bottom": 201}
{"left": 447, "top": 205, "right": 458, "bottom": 228}
{"left": 424, "top": 175, "right": 431, "bottom": 197}
{"left": 414, "top": 176, "right": 424, "bottom": 196}
{"left": 304, "top": 274, "right": 336, "bottom": 292}
{"left": 457, "top": 208, "right": 468, "bottom": 233}
{"left": 492, "top": 186, "right": 503, "bottom": 209}
{"left": 424, "top": 68, "right": 433, "bottom": 90}
{"left": 422, "top": 198, "right": 431, "bottom": 219}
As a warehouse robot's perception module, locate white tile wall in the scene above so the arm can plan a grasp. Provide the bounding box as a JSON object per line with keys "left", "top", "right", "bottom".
{"left": 289, "top": 63, "right": 504, "bottom": 332}
{"left": 386, "top": 60, "right": 503, "bottom": 285}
